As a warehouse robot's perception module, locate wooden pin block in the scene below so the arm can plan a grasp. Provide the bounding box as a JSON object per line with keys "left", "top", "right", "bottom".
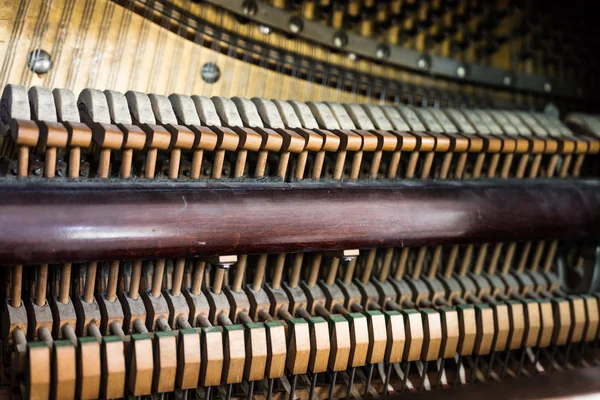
{"left": 420, "top": 309, "right": 442, "bottom": 361}
{"left": 52, "top": 340, "right": 76, "bottom": 400}
{"left": 401, "top": 309, "right": 424, "bottom": 361}
{"left": 26, "top": 341, "right": 51, "bottom": 400}
{"left": 364, "top": 311, "right": 387, "bottom": 364}
{"left": 265, "top": 321, "right": 286, "bottom": 379}
{"left": 327, "top": 315, "right": 351, "bottom": 372}
{"left": 284, "top": 318, "right": 311, "bottom": 375}
{"left": 101, "top": 336, "right": 126, "bottom": 400}
{"left": 243, "top": 323, "right": 268, "bottom": 381}
{"left": 200, "top": 326, "right": 224, "bottom": 387}
{"left": 177, "top": 329, "right": 201, "bottom": 390}
{"left": 306, "top": 317, "right": 331, "bottom": 374}
{"left": 384, "top": 310, "right": 405, "bottom": 364}
{"left": 77, "top": 337, "right": 101, "bottom": 400}
{"left": 128, "top": 334, "right": 154, "bottom": 396}
{"left": 153, "top": 331, "right": 177, "bottom": 393}
{"left": 439, "top": 307, "right": 459, "bottom": 359}
{"left": 223, "top": 325, "right": 246, "bottom": 384}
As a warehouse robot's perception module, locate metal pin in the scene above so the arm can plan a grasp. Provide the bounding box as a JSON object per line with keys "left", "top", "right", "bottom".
{"left": 436, "top": 359, "right": 446, "bottom": 387}
{"left": 247, "top": 381, "right": 254, "bottom": 400}
{"left": 453, "top": 356, "right": 462, "bottom": 387}
{"left": 418, "top": 361, "right": 429, "bottom": 390}
{"left": 346, "top": 367, "right": 355, "bottom": 399}
{"left": 267, "top": 378, "right": 275, "bottom": 400}
{"left": 328, "top": 371, "right": 337, "bottom": 400}
{"left": 309, "top": 373, "right": 318, "bottom": 400}
{"left": 364, "top": 364, "right": 374, "bottom": 396}
{"left": 402, "top": 362, "right": 411, "bottom": 391}
{"left": 383, "top": 363, "right": 393, "bottom": 394}
{"left": 289, "top": 373, "right": 297, "bottom": 400}
{"left": 226, "top": 383, "right": 233, "bottom": 400}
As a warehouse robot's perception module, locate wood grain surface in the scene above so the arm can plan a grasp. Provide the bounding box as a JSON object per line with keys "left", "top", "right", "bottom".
{"left": 0, "top": 0, "right": 371, "bottom": 102}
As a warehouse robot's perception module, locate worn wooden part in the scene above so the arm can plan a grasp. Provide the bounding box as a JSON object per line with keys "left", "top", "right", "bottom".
{"left": 25, "top": 299, "right": 53, "bottom": 340}
{"left": 52, "top": 340, "right": 77, "bottom": 400}
{"left": 568, "top": 296, "right": 587, "bottom": 343}
{"left": 241, "top": 322, "right": 268, "bottom": 381}
{"left": 283, "top": 318, "right": 310, "bottom": 375}
{"left": 262, "top": 321, "right": 286, "bottom": 379}
{"left": 402, "top": 309, "right": 424, "bottom": 361}
{"left": 305, "top": 316, "right": 331, "bottom": 374}
{"left": 457, "top": 305, "right": 477, "bottom": 356}
{"left": 363, "top": 310, "right": 387, "bottom": 364}
{"left": 77, "top": 337, "right": 102, "bottom": 400}
{"left": 200, "top": 327, "right": 224, "bottom": 387}
{"left": 537, "top": 300, "right": 554, "bottom": 348}
{"left": 101, "top": 336, "right": 126, "bottom": 400}
{"left": 165, "top": 290, "right": 190, "bottom": 329}
{"left": 142, "top": 290, "right": 170, "bottom": 332}
{"left": 583, "top": 295, "right": 600, "bottom": 342}
{"left": 128, "top": 334, "right": 154, "bottom": 396}
{"left": 153, "top": 331, "right": 177, "bottom": 393}
{"left": 345, "top": 313, "right": 369, "bottom": 368}
{"left": 26, "top": 341, "right": 51, "bottom": 400}
{"left": 222, "top": 324, "right": 246, "bottom": 384}
{"left": 176, "top": 329, "right": 201, "bottom": 389}
{"left": 550, "top": 299, "right": 570, "bottom": 346}
{"left": 506, "top": 301, "right": 526, "bottom": 350}
{"left": 420, "top": 308, "right": 442, "bottom": 361}
{"left": 489, "top": 303, "right": 510, "bottom": 352}
{"left": 521, "top": 300, "right": 542, "bottom": 348}
{"left": 382, "top": 310, "right": 405, "bottom": 364}
{"left": 324, "top": 314, "right": 351, "bottom": 372}
{"left": 439, "top": 307, "right": 459, "bottom": 359}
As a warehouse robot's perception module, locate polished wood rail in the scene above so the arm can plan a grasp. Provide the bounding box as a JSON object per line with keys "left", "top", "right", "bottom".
{"left": 1, "top": 179, "right": 599, "bottom": 264}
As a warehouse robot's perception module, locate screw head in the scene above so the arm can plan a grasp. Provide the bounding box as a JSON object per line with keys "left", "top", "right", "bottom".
{"left": 289, "top": 16, "right": 303, "bottom": 33}
{"left": 503, "top": 75, "right": 513, "bottom": 86}
{"left": 241, "top": 0, "right": 257, "bottom": 17}
{"left": 27, "top": 49, "right": 52, "bottom": 75}
{"left": 376, "top": 44, "right": 390, "bottom": 60}
{"left": 417, "top": 55, "right": 431, "bottom": 71}
{"left": 456, "top": 65, "right": 467, "bottom": 78}
{"left": 348, "top": 52, "right": 357, "bottom": 61}
{"left": 333, "top": 31, "right": 348, "bottom": 48}
{"left": 543, "top": 82, "right": 552, "bottom": 93}
{"left": 258, "top": 25, "right": 271, "bottom": 35}
{"left": 201, "top": 62, "right": 221, "bottom": 84}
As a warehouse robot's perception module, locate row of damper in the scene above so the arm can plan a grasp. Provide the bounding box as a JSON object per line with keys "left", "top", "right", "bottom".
{"left": 2, "top": 244, "right": 598, "bottom": 399}
{"left": 1, "top": 84, "right": 599, "bottom": 181}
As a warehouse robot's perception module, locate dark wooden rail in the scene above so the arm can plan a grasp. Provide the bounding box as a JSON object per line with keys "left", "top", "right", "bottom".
{"left": 1, "top": 179, "right": 599, "bottom": 264}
